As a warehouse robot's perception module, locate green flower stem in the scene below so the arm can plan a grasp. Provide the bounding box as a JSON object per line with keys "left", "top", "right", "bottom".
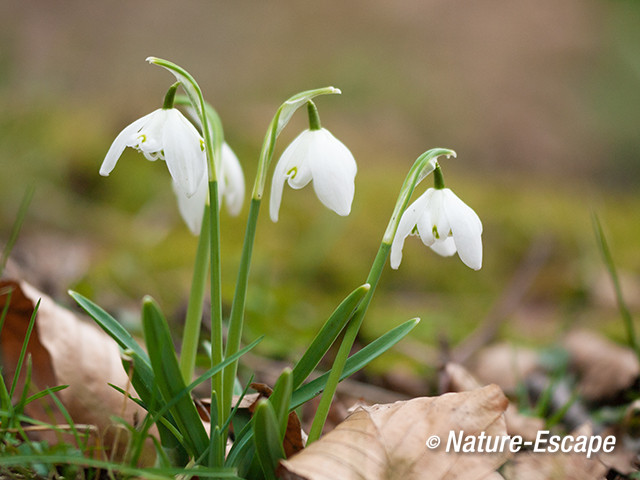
{"left": 307, "top": 101, "right": 321, "bottom": 131}
{"left": 179, "top": 204, "right": 211, "bottom": 383}
{"left": 307, "top": 147, "right": 456, "bottom": 443}
{"left": 147, "top": 58, "right": 226, "bottom": 465}
{"left": 163, "top": 82, "right": 180, "bottom": 110}
{"left": 208, "top": 179, "right": 224, "bottom": 467}
{"left": 433, "top": 163, "right": 445, "bottom": 189}
{"left": 222, "top": 198, "right": 261, "bottom": 421}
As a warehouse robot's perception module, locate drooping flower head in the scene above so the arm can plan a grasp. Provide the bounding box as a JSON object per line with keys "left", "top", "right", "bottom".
{"left": 269, "top": 101, "right": 357, "bottom": 222}
{"left": 390, "top": 163, "right": 483, "bottom": 270}
{"left": 99, "top": 84, "right": 206, "bottom": 198}
{"left": 173, "top": 142, "right": 245, "bottom": 234}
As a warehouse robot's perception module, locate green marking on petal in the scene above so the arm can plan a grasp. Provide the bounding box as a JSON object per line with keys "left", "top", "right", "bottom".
{"left": 287, "top": 166, "right": 298, "bottom": 179}
{"left": 411, "top": 225, "right": 419, "bottom": 236}
{"left": 432, "top": 225, "right": 439, "bottom": 239}
{"left": 200, "top": 139, "right": 205, "bottom": 152}
{"left": 138, "top": 134, "right": 147, "bottom": 143}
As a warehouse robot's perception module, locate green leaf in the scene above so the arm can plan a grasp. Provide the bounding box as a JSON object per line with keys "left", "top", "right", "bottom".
{"left": 291, "top": 284, "right": 370, "bottom": 389}
{"left": 69, "top": 291, "right": 170, "bottom": 435}
{"left": 291, "top": 318, "right": 419, "bottom": 409}
{"left": 69, "top": 291, "right": 148, "bottom": 360}
{"left": 142, "top": 296, "right": 210, "bottom": 460}
{"left": 253, "top": 400, "right": 285, "bottom": 480}
{"left": 268, "top": 368, "right": 293, "bottom": 442}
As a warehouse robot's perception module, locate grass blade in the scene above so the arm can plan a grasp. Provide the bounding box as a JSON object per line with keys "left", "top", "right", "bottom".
{"left": 592, "top": 214, "right": 639, "bottom": 361}
{"left": 0, "top": 185, "right": 34, "bottom": 277}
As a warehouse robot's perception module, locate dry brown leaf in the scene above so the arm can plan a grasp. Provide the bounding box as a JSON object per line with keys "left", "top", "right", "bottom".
{"left": 279, "top": 384, "right": 510, "bottom": 480}
{"left": 502, "top": 424, "right": 608, "bottom": 480}
{"left": 0, "top": 279, "right": 153, "bottom": 463}
{"left": 445, "top": 363, "right": 544, "bottom": 443}
{"left": 471, "top": 343, "right": 540, "bottom": 395}
{"left": 564, "top": 329, "right": 639, "bottom": 402}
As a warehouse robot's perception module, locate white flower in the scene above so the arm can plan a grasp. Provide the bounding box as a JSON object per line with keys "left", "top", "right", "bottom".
{"left": 390, "top": 187, "right": 483, "bottom": 270}
{"left": 99, "top": 108, "right": 205, "bottom": 198}
{"left": 269, "top": 128, "right": 357, "bottom": 222}
{"left": 173, "top": 143, "right": 245, "bottom": 234}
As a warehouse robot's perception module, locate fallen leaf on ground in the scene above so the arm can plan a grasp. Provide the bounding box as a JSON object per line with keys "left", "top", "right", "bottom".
{"left": 444, "top": 363, "right": 544, "bottom": 442}
{"left": 0, "top": 279, "right": 153, "bottom": 463}
{"left": 563, "top": 329, "right": 639, "bottom": 402}
{"left": 470, "top": 343, "right": 540, "bottom": 395}
{"left": 279, "top": 384, "right": 510, "bottom": 480}
{"left": 502, "top": 424, "right": 608, "bottom": 480}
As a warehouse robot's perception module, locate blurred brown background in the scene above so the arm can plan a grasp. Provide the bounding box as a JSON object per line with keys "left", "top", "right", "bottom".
{"left": 1, "top": 0, "right": 639, "bottom": 363}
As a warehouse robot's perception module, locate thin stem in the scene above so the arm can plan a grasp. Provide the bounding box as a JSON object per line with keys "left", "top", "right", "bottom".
{"left": 307, "top": 101, "right": 321, "bottom": 131}
{"left": 163, "top": 82, "right": 180, "bottom": 110}
{"left": 222, "top": 199, "right": 261, "bottom": 420}
{"left": 593, "top": 214, "right": 639, "bottom": 362}
{"left": 433, "top": 163, "right": 445, "bottom": 189}
{"left": 179, "top": 205, "right": 211, "bottom": 383}
{"left": 208, "top": 180, "right": 224, "bottom": 467}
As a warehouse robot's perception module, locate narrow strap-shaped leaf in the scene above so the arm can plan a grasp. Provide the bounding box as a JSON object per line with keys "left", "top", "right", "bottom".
{"left": 69, "top": 291, "right": 149, "bottom": 361}
{"left": 253, "top": 400, "right": 286, "bottom": 480}
{"left": 142, "top": 296, "right": 210, "bottom": 459}
{"left": 268, "top": 368, "right": 293, "bottom": 441}
{"left": 291, "top": 284, "right": 370, "bottom": 389}
{"left": 69, "top": 291, "right": 171, "bottom": 435}
{"left": 291, "top": 318, "right": 419, "bottom": 409}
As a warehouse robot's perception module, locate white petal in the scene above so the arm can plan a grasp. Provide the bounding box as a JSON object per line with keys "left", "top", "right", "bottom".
{"left": 269, "top": 131, "right": 311, "bottom": 222}
{"left": 162, "top": 110, "right": 206, "bottom": 198}
{"left": 269, "top": 148, "right": 292, "bottom": 222}
{"left": 221, "top": 143, "right": 245, "bottom": 216}
{"left": 173, "top": 176, "right": 208, "bottom": 234}
{"left": 99, "top": 112, "right": 153, "bottom": 176}
{"left": 428, "top": 189, "right": 452, "bottom": 245}
{"left": 429, "top": 237, "right": 457, "bottom": 257}
{"left": 282, "top": 131, "right": 314, "bottom": 190}
{"left": 309, "top": 129, "right": 357, "bottom": 216}
{"left": 415, "top": 189, "right": 437, "bottom": 246}
{"left": 389, "top": 191, "right": 431, "bottom": 269}
{"left": 443, "top": 189, "right": 483, "bottom": 270}
{"left": 131, "top": 109, "right": 165, "bottom": 155}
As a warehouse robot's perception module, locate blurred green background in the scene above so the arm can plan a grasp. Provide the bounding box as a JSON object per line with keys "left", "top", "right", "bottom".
{"left": 1, "top": 1, "right": 639, "bottom": 378}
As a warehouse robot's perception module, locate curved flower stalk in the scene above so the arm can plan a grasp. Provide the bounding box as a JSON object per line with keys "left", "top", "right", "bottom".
{"left": 173, "top": 142, "right": 245, "bottom": 234}
{"left": 269, "top": 119, "right": 357, "bottom": 222}
{"left": 99, "top": 106, "right": 206, "bottom": 198}
{"left": 253, "top": 87, "right": 342, "bottom": 199}
{"left": 390, "top": 184, "right": 483, "bottom": 270}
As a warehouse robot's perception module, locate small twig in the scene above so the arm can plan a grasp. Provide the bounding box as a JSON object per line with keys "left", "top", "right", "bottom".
{"left": 451, "top": 236, "right": 551, "bottom": 365}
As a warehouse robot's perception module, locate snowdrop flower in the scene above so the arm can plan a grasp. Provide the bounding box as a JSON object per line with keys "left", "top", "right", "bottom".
{"left": 173, "top": 143, "right": 245, "bottom": 234}
{"left": 99, "top": 108, "right": 206, "bottom": 198}
{"left": 390, "top": 187, "right": 483, "bottom": 270}
{"left": 270, "top": 127, "right": 357, "bottom": 222}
